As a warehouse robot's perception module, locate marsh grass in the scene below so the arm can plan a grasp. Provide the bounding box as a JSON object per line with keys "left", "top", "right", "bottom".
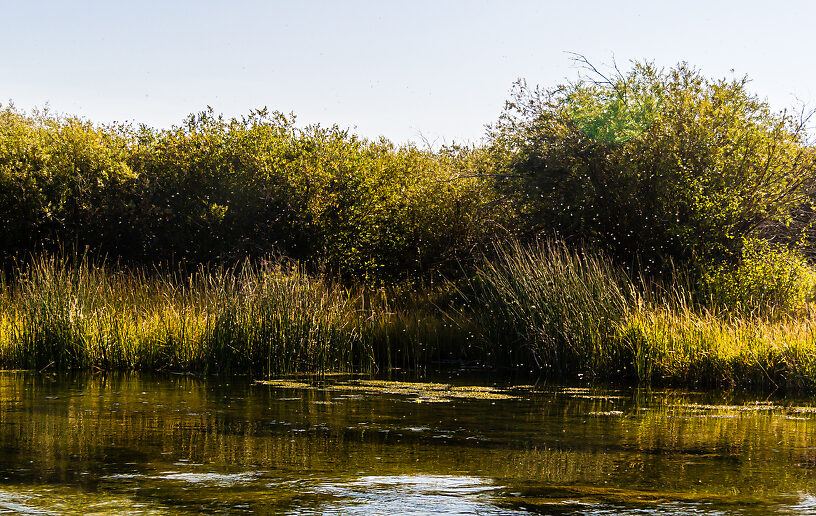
{"left": 619, "top": 307, "right": 816, "bottom": 390}
{"left": 0, "top": 256, "right": 373, "bottom": 375}
{"left": 469, "top": 240, "right": 634, "bottom": 374}
{"left": 470, "top": 240, "right": 816, "bottom": 391}
{"left": 3, "top": 247, "right": 816, "bottom": 391}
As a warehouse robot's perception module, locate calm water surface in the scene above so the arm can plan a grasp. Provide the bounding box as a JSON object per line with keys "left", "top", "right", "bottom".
{"left": 1, "top": 371, "right": 815, "bottom": 514}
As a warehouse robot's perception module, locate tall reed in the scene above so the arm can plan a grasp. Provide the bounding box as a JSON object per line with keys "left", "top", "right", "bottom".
{"left": 469, "top": 240, "right": 633, "bottom": 375}
{"left": 0, "top": 256, "right": 373, "bottom": 375}
{"left": 470, "top": 239, "right": 816, "bottom": 390}
{"left": 196, "top": 261, "right": 369, "bottom": 374}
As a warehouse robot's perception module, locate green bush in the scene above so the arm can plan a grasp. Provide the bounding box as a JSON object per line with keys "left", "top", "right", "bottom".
{"left": 489, "top": 61, "right": 816, "bottom": 270}
{"left": 702, "top": 239, "right": 816, "bottom": 316}
{"left": 0, "top": 107, "right": 138, "bottom": 258}
{"left": 0, "top": 106, "right": 506, "bottom": 283}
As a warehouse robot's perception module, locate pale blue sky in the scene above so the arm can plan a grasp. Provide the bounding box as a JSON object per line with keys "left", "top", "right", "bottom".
{"left": 2, "top": 1, "right": 814, "bottom": 145}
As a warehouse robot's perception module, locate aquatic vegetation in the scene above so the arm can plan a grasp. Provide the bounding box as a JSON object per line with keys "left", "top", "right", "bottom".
{"left": 3, "top": 250, "right": 816, "bottom": 391}
{"left": 468, "top": 239, "right": 816, "bottom": 390}
{"left": 0, "top": 256, "right": 374, "bottom": 375}
{"left": 255, "top": 378, "right": 518, "bottom": 402}
{"left": 468, "top": 239, "right": 632, "bottom": 373}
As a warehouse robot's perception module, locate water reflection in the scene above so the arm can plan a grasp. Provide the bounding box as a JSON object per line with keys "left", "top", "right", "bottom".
{"left": 0, "top": 371, "right": 815, "bottom": 513}
{"left": 300, "top": 475, "right": 517, "bottom": 515}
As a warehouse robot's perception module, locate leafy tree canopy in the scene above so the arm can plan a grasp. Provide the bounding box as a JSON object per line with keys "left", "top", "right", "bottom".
{"left": 490, "top": 59, "right": 816, "bottom": 270}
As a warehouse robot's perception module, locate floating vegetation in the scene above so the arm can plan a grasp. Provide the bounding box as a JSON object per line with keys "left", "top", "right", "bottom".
{"left": 256, "top": 380, "right": 313, "bottom": 389}
{"left": 255, "top": 379, "right": 519, "bottom": 402}
{"left": 678, "top": 404, "right": 785, "bottom": 412}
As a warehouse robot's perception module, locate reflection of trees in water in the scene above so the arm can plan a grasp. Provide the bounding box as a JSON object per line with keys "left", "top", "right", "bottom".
{"left": 0, "top": 372, "right": 814, "bottom": 500}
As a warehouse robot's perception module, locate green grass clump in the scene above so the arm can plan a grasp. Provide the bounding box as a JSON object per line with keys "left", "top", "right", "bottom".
{"left": 196, "top": 261, "right": 368, "bottom": 374}
{"left": 469, "top": 240, "right": 633, "bottom": 374}
{"left": 0, "top": 256, "right": 372, "bottom": 375}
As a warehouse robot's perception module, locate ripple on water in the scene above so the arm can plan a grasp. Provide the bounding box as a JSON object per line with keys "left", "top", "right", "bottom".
{"left": 0, "top": 490, "right": 58, "bottom": 515}
{"left": 154, "top": 471, "right": 261, "bottom": 487}
{"left": 298, "top": 475, "right": 524, "bottom": 515}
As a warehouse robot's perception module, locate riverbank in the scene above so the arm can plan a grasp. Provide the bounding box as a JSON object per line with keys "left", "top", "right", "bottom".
{"left": 2, "top": 251, "right": 815, "bottom": 392}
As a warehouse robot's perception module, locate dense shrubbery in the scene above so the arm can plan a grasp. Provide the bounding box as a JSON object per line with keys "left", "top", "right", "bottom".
{"left": 0, "top": 108, "right": 137, "bottom": 259}
{"left": 3, "top": 59, "right": 816, "bottom": 386}
{"left": 702, "top": 239, "right": 816, "bottom": 316}
{"left": 3, "top": 61, "right": 814, "bottom": 285}
{"left": 489, "top": 61, "right": 816, "bottom": 269}
{"left": 0, "top": 106, "right": 504, "bottom": 282}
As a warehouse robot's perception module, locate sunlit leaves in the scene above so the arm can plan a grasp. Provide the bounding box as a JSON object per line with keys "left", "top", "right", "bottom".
{"left": 490, "top": 61, "right": 816, "bottom": 270}
{"left": 0, "top": 105, "right": 505, "bottom": 284}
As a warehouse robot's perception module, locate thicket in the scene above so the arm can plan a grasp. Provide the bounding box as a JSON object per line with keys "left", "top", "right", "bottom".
{"left": 3, "top": 59, "right": 816, "bottom": 386}
{"left": 0, "top": 107, "right": 504, "bottom": 282}
{"left": 489, "top": 60, "right": 816, "bottom": 271}
{"left": 3, "top": 61, "right": 814, "bottom": 285}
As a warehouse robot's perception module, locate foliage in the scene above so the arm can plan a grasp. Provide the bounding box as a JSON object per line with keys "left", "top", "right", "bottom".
{"left": 0, "top": 107, "right": 138, "bottom": 258}
{"left": 702, "top": 238, "right": 816, "bottom": 316}
{"left": 489, "top": 61, "right": 816, "bottom": 270}
{"left": 0, "top": 106, "right": 504, "bottom": 283}
{"left": 468, "top": 239, "right": 816, "bottom": 389}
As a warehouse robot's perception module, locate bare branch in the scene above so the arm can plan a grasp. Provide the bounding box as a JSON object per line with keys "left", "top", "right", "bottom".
{"left": 566, "top": 52, "right": 614, "bottom": 87}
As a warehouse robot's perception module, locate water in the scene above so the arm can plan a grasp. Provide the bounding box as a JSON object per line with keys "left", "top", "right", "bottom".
{"left": 1, "top": 371, "right": 815, "bottom": 514}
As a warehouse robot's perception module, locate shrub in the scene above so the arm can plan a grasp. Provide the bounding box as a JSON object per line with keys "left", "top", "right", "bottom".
{"left": 489, "top": 60, "right": 816, "bottom": 270}
{"left": 0, "top": 105, "right": 506, "bottom": 283}
{"left": 702, "top": 239, "right": 816, "bottom": 316}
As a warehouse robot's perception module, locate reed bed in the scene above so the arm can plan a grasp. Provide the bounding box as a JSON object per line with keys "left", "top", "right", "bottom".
{"left": 470, "top": 240, "right": 816, "bottom": 391}
{"left": 3, "top": 247, "right": 816, "bottom": 391}
{"left": 0, "top": 256, "right": 374, "bottom": 375}
{"left": 468, "top": 240, "right": 634, "bottom": 374}
{"left": 618, "top": 308, "right": 816, "bottom": 390}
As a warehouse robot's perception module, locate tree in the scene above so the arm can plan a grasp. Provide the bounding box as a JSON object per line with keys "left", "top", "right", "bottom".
{"left": 489, "top": 58, "right": 816, "bottom": 271}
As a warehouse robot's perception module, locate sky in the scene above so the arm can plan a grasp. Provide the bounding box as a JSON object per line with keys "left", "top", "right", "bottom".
{"left": 2, "top": 1, "right": 815, "bottom": 146}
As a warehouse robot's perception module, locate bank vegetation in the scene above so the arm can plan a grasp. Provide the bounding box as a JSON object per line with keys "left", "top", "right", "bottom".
{"left": 2, "top": 59, "right": 816, "bottom": 390}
